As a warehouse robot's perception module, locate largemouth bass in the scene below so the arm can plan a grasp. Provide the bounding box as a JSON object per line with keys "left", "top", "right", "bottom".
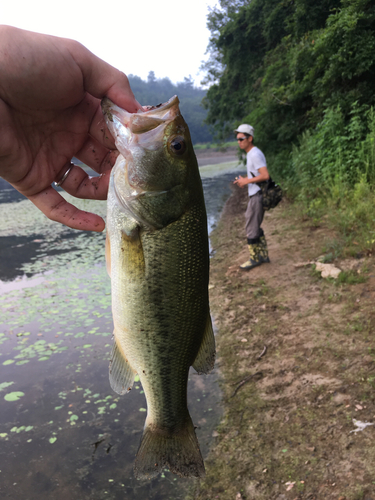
{"left": 101, "top": 95, "right": 215, "bottom": 479}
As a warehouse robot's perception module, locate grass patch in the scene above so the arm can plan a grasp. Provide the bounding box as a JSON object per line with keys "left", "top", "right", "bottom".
{"left": 194, "top": 141, "right": 238, "bottom": 150}
{"left": 335, "top": 270, "right": 368, "bottom": 285}
{"left": 199, "top": 161, "right": 241, "bottom": 178}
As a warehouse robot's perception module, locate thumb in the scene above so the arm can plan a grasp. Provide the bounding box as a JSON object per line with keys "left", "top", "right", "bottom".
{"left": 69, "top": 40, "right": 141, "bottom": 112}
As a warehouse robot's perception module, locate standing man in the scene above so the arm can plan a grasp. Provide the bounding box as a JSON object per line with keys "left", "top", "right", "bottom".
{"left": 233, "top": 124, "right": 270, "bottom": 270}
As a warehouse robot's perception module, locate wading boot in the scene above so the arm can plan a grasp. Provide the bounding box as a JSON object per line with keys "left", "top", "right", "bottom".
{"left": 240, "top": 235, "right": 270, "bottom": 271}
{"left": 259, "top": 234, "right": 270, "bottom": 264}
{"left": 240, "top": 241, "right": 263, "bottom": 270}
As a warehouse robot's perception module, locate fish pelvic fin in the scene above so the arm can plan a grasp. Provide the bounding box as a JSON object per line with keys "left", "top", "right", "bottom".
{"left": 134, "top": 415, "right": 205, "bottom": 480}
{"left": 192, "top": 314, "right": 216, "bottom": 375}
{"left": 109, "top": 337, "right": 136, "bottom": 395}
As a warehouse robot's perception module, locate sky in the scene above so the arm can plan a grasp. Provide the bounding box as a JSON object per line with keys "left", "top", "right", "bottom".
{"left": 2, "top": 0, "right": 218, "bottom": 87}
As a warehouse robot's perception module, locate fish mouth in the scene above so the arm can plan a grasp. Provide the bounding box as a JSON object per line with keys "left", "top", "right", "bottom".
{"left": 104, "top": 95, "right": 186, "bottom": 229}
{"left": 102, "top": 95, "right": 180, "bottom": 148}
{"left": 102, "top": 95, "right": 179, "bottom": 118}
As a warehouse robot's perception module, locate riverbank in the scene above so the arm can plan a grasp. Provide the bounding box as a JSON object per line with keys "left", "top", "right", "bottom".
{"left": 192, "top": 185, "right": 375, "bottom": 500}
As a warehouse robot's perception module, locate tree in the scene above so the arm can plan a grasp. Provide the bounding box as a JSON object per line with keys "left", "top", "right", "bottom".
{"left": 202, "top": 0, "right": 375, "bottom": 166}
{"left": 127, "top": 75, "right": 213, "bottom": 144}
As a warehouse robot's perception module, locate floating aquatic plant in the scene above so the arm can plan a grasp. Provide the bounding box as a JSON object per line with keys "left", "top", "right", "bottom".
{"left": 4, "top": 391, "right": 25, "bottom": 401}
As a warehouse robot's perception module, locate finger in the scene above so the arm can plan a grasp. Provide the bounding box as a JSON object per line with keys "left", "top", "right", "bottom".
{"left": 74, "top": 134, "right": 118, "bottom": 173}
{"left": 86, "top": 103, "right": 117, "bottom": 150}
{"left": 107, "top": 82, "right": 142, "bottom": 113}
{"left": 57, "top": 162, "right": 111, "bottom": 201}
{"left": 29, "top": 186, "right": 105, "bottom": 232}
{"left": 69, "top": 40, "right": 141, "bottom": 112}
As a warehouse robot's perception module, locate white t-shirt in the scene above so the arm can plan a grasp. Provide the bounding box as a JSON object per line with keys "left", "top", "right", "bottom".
{"left": 246, "top": 146, "right": 267, "bottom": 196}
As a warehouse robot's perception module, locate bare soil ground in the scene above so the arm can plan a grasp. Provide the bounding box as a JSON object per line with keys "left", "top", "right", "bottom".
{"left": 192, "top": 185, "right": 375, "bottom": 500}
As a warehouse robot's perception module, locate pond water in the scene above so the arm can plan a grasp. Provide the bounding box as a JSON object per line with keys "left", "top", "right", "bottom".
{"left": 0, "top": 167, "right": 242, "bottom": 500}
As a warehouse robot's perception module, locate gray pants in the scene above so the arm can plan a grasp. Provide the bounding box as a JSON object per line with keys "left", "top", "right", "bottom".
{"left": 245, "top": 191, "right": 264, "bottom": 243}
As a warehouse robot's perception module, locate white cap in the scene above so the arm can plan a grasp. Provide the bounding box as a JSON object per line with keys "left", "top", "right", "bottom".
{"left": 234, "top": 124, "right": 254, "bottom": 137}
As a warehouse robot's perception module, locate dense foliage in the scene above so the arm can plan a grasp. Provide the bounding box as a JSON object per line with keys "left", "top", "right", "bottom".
{"left": 204, "top": 0, "right": 375, "bottom": 182}
{"left": 203, "top": 0, "right": 375, "bottom": 254}
{"left": 128, "top": 73, "right": 213, "bottom": 144}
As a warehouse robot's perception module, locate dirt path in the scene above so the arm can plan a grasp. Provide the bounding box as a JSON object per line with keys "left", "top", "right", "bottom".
{"left": 193, "top": 185, "right": 375, "bottom": 500}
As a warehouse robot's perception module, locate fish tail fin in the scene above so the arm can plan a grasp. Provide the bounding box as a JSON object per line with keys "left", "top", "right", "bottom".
{"left": 134, "top": 414, "right": 205, "bottom": 479}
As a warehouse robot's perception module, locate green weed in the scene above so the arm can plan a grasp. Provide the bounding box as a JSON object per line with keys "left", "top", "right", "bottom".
{"left": 335, "top": 270, "right": 367, "bottom": 285}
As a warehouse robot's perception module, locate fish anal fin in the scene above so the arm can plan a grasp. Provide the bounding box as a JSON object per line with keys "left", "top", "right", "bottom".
{"left": 134, "top": 415, "right": 205, "bottom": 479}
{"left": 192, "top": 314, "right": 216, "bottom": 375}
{"left": 109, "top": 336, "right": 136, "bottom": 395}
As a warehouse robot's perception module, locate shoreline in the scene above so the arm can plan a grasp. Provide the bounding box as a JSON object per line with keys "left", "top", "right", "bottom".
{"left": 192, "top": 186, "right": 375, "bottom": 499}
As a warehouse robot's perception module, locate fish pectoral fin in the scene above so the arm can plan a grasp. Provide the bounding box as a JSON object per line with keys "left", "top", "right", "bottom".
{"left": 121, "top": 226, "right": 145, "bottom": 274}
{"left": 109, "top": 337, "right": 136, "bottom": 395}
{"left": 105, "top": 232, "right": 111, "bottom": 277}
{"left": 192, "top": 314, "right": 216, "bottom": 375}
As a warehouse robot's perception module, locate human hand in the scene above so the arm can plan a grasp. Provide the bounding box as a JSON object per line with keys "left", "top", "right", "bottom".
{"left": 0, "top": 25, "right": 141, "bottom": 231}
{"left": 233, "top": 175, "right": 248, "bottom": 188}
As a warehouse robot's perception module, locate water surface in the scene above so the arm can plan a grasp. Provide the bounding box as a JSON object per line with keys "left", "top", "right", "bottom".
{"left": 0, "top": 168, "right": 241, "bottom": 500}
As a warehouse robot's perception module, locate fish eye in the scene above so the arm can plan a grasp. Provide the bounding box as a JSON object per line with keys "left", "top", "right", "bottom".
{"left": 168, "top": 136, "right": 186, "bottom": 156}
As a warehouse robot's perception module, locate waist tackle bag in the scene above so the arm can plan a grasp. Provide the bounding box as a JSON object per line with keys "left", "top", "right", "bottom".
{"left": 258, "top": 177, "right": 283, "bottom": 211}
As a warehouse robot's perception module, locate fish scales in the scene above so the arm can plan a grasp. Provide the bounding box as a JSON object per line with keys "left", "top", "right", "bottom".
{"left": 113, "top": 210, "right": 208, "bottom": 424}
{"left": 102, "top": 95, "right": 215, "bottom": 479}
{"left": 110, "top": 202, "right": 208, "bottom": 411}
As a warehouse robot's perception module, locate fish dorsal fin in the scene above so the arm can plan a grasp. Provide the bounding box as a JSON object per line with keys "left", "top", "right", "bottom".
{"left": 192, "top": 314, "right": 216, "bottom": 375}
{"left": 109, "top": 336, "right": 136, "bottom": 395}
{"left": 105, "top": 232, "right": 111, "bottom": 277}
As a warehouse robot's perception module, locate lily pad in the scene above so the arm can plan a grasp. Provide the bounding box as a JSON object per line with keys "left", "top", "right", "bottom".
{"left": 0, "top": 382, "right": 14, "bottom": 392}
{"left": 4, "top": 391, "right": 25, "bottom": 402}
{"left": 3, "top": 360, "right": 15, "bottom": 366}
